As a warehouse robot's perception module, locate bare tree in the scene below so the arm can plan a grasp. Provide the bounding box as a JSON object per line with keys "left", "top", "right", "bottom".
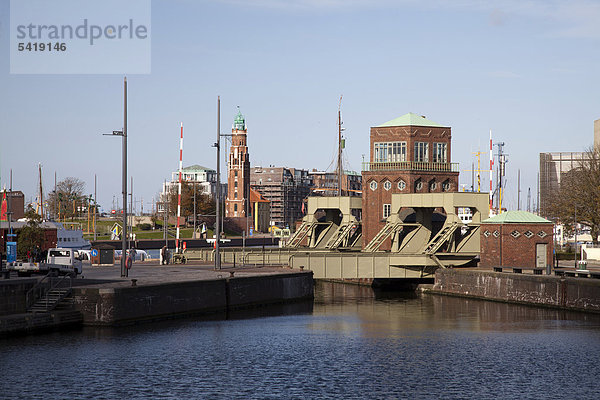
{"left": 547, "top": 147, "right": 600, "bottom": 244}
{"left": 47, "top": 177, "right": 86, "bottom": 220}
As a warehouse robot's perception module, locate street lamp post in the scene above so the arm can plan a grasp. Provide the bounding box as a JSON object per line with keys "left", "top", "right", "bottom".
{"left": 212, "top": 97, "right": 236, "bottom": 270}
{"left": 574, "top": 206, "right": 578, "bottom": 269}
{"left": 213, "top": 97, "right": 221, "bottom": 270}
{"left": 103, "top": 77, "right": 128, "bottom": 278}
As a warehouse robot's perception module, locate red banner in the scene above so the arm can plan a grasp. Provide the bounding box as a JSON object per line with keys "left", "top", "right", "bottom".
{"left": 0, "top": 191, "right": 7, "bottom": 222}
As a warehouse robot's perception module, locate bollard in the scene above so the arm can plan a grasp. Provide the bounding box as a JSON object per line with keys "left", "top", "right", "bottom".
{"left": 131, "top": 279, "right": 137, "bottom": 287}
{"left": 299, "top": 265, "right": 304, "bottom": 271}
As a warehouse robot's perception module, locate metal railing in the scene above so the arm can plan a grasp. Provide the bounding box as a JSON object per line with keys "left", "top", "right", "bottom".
{"left": 26, "top": 273, "right": 73, "bottom": 312}
{"left": 362, "top": 161, "right": 459, "bottom": 172}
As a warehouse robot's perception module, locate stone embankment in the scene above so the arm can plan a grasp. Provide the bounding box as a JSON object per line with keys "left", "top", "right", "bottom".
{"left": 1, "top": 264, "right": 314, "bottom": 335}
{"left": 430, "top": 268, "right": 600, "bottom": 313}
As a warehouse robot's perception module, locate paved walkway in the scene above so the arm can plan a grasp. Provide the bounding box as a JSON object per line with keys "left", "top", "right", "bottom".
{"left": 73, "top": 260, "right": 298, "bottom": 288}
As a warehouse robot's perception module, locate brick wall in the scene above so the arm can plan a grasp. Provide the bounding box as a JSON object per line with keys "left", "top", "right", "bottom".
{"left": 362, "top": 123, "right": 458, "bottom": 250}
{"left": 480, "top": 223, "right": 554, "bottom": 268}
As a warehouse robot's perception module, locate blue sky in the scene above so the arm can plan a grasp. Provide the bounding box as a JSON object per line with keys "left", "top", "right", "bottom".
{"left": 1, "top": 0, "right": 600, "bottom": 213}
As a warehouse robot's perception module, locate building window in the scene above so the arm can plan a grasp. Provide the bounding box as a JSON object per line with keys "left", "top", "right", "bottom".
{"left": 383, "top": 204, "right": 391, "bottom": 219}
{"left": 429, "top": 181, "right": 437, "bottom": 191}
{"left": 234, "top": 170, "right": 238, "bottom": 177}
{"left": 398, "top": 180, "right": 406, "bottom": 190}
{"left": 442, "top": 180, "right": 451, "bottom": 191}
{"left": 414, "top": 142, "right": 429, "bottom": 162}
{"left": 374, "top": 142, "right": 407, "bottom": 162}
{"left": 234, "top": 181, "right": 238, "bottom": 187}
{"left": 510, "top": 230, "right": 521, "bottom": 239}
{"left": 415, "top": 180, "right": 423, "bottom": 191}
{"left": 234, "top": 192, "right": 237, "bottom": 199}
{"left": 383, "top": 181, "right": 392, "bottom": 191}
{"left": 433, "top": 143, "right": 447, "bottom": 163}
{"left": 234, "top": 204, "right": 238, "bottom": 211}
{"left": 370, "top": 181, "right": 378, "bottom": 191}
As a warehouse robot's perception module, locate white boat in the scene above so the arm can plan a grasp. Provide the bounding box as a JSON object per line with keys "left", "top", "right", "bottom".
{"left": 49, "top": 221, "right": 91, "bottom": 250}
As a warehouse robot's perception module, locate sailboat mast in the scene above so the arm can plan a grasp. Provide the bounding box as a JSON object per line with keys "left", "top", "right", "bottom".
{"left": 38, "top": 163, "right": 44, "bottom": 219}
{"left": 337, "top": 95, "right": 343, "bottom": 197}
{"left": 176, "top": 123, "right": 183, "bottom": 252}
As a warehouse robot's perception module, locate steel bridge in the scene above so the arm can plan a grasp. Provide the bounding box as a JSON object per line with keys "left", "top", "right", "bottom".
{"left": 185, "top": 193, "right": 489, "bottom": 280}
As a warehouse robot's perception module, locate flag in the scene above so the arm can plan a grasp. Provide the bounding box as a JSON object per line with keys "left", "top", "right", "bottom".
{"left": 0, "top": 191, "right": 7, "bottom": 222}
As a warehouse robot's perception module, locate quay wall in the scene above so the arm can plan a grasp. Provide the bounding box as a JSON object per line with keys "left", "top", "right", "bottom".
{"left": 432, "top": 269, "right": 600, "bottom": 312}
{"left": 73, "top": 272, "right": 314, "bottom": 326}
{"left": 0, "top": 278, "right": 37, "bottom": 316}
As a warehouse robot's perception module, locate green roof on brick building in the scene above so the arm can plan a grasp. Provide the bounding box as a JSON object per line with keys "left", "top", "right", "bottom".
{"left": 376, "top": 112, "right": 446, "bottom": 128}
{"left": 482, "top": 210, "right": 552, "bottom": 224}
{"left": 182, "top": 165, "right": 215, "bottom": 172}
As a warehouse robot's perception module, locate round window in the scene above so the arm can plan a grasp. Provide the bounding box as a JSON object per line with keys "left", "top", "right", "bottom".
{"left": 383, "top": 181, "right": 392, "bottom": 191}
{"left": 416, "top": 181, "right": 423, "bottom": 191}
{"left": 369, "top": 181, "right": 378, "bottom": 191}
{"left": 430, "top": 182, "right": 437, "bottom": 191}
{"left": 442, "top": 182, "right": 451, "bottom": 191}
{"left": 398, "top": 180, "right": 406, "bottom": 190}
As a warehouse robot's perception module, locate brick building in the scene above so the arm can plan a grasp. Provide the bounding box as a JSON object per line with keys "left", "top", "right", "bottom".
{"left": 249, "top": 188, "right": 270, "bottom": 233}
{"left": 480, "top": 211, "right": 554, "bottom": 269}
{"left": 361, "top": 113, "right": 459, "bottom": 248}
{"left": 0, "top": 190, "right": 25, "bottom": 221}
{"left": 226, "top": 108, "right": 250, "bottom": 219}
{"left": 250, "top": 166, "right": 311, "bottom": 228}
{"left": 309, "top": 170, "right": 362, "bottom": 197}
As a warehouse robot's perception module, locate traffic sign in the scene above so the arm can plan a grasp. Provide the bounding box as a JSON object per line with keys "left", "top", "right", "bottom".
{"left": 111, "top": 223, "right": 122, "bottom": 237}
{"left": 91, "top": 249, "right": 98, "bottom": 257}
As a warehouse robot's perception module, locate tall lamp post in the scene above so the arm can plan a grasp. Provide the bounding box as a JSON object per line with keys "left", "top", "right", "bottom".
{"left": 212, "top": 97, "right": 236, "bottom": 270}
{"left": 103, "top": 77, "right": 128, "bottom": 277}
{"left": 213, "top": 97, "right": 221, "bottom": 270}
{"left": 574, "top": 206, "right": 578, "bottom": 269}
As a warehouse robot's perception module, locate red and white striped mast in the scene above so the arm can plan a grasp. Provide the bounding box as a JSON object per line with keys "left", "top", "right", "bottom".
{"left": 489, "top": 129, "right": 493, "bottom": 213}
{"left": 176, "top": 123, "right": 183, "bottom": 252}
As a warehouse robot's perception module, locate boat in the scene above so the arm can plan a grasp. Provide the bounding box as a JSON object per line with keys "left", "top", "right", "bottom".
{"left": 49, "top": 221, "right": 91, "bottom": 250}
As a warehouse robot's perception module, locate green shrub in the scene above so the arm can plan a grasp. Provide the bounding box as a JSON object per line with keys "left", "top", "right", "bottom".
{"left": 138, "top": 223, "right": 152, "bottom": 231}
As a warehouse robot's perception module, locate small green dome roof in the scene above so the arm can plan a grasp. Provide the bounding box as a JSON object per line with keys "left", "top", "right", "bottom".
{"left": 233, "top": 107, "right": 246, "bottom": 130}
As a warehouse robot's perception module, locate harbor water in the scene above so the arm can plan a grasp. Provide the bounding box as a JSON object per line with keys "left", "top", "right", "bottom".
{"left": 1, "top": 282, "right": 600, "bottom": 399}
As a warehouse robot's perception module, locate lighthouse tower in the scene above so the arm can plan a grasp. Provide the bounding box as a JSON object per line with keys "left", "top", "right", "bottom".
{"left": 225, "top": 107, "right": 250, "bottom": 219}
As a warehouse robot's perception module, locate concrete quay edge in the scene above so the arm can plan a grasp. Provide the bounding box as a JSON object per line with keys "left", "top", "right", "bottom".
{"left": 428, "top": 268, "right": 600, "bottom": 313}
{"left": 72, "top": 271, "right": 314, "bottom": 327}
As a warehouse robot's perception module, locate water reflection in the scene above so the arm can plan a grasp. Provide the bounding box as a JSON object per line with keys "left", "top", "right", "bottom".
{"left": 315, "top": 281, "right": 600, "bottom": 335}
{"left": 2, "top": 281, "right": 600, "bottom": 399}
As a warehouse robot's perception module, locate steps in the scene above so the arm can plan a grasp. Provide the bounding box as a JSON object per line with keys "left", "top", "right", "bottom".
{"left": 29, "top": 288, "right": 73, "bottom": 313}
